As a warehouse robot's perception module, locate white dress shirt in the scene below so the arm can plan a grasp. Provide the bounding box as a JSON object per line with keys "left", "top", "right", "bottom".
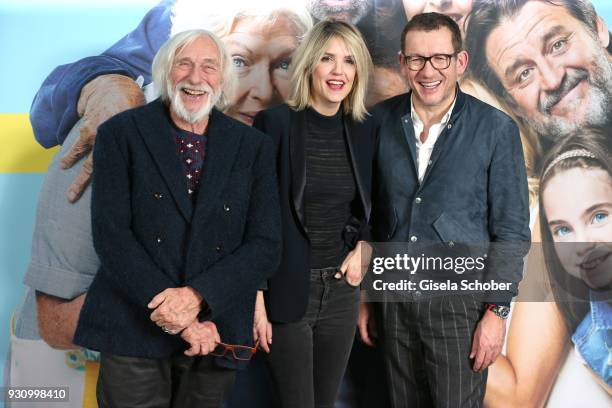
{"left": 410, "top": 96, "right": 456, "bottom": 183}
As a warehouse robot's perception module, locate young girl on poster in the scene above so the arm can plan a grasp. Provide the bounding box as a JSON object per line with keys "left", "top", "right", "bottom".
{"left": 486, "top": 129, "right": 611, "bottom": 407}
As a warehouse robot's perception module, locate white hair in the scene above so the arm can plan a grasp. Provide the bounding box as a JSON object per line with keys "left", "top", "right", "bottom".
{"left": 170, "top": 0, "right": 312, "bottom": 41}
{"left": 151, "top": 29, "right": 235, "bottom": 110}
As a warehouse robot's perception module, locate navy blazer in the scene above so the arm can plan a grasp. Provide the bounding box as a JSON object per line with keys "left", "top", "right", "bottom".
{"left": 371, "top": 89, "right": 531, "bottom": 304}
{"left": 253, "top": 104, "right": 376, "bottom": 323}
{"left": 74, "top": 99, "right": 282, "bottom": 361}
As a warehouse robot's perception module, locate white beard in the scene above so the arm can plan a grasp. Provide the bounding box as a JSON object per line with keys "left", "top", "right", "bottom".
{"left": 169, "top": 82, "right": 220, "bottom": 124}
{"left": 518, "top": 48, "right": 612, "bottom": 141}
{"left": 307, "top": 0, "right": 372, "bottom": 24}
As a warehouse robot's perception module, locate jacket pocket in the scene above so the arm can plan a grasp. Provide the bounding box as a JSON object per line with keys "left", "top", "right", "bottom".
{"left": 432, "top": 212, "right": 471, "bottom": 246}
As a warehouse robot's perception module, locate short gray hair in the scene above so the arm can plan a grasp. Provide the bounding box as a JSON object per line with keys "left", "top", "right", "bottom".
{"left": 152, "top": 29, "right": 235, "bottom": 110}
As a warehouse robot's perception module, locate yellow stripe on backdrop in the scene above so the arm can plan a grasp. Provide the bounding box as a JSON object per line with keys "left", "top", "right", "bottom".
{"left": 83, "top": 361, "right": 100, "bottom": 408}
{"left": 0, "top": 114, "right": 57, "bottom": 173}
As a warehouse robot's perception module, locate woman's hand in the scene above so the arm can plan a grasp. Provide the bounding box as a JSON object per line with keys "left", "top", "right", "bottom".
{"left": 253, "top": 290, "right": 272, "bottom": 353}
{"left": 339, "top": 241, "right": 372, "bottom": 286}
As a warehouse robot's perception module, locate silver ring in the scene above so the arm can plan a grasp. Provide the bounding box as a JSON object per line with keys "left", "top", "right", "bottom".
{"left": 161, "top": 326, "right": 171, "bottom": 334}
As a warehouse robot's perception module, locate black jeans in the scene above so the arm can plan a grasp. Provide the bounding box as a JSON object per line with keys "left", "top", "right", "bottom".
{"left": 97, "top": 353, "right": 236, "bottom": 408}
{"left": 267, "top": 267, "right": 360, "bottom": 408}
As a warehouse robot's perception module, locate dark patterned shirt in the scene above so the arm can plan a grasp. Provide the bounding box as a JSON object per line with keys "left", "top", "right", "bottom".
{"left": 172, "top": 127, "right": 207, "bottom": 198}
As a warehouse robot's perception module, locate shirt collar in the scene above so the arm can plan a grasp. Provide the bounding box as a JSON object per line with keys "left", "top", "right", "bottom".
{"left": 410, "top": 93, "right": 456, "bottom": 129}
{"left": 410, "top": 94, "right": 457, "bottom": 127}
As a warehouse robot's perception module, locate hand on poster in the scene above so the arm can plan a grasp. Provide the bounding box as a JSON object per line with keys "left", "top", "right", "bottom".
{"left": 61, "top": 74, "right": 145, "bottom": 203}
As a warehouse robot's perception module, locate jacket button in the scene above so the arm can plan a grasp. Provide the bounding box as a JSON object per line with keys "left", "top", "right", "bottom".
{"left": 415, "top": 197, "right": 422, "bottom": 204}
{"left": 449, "top": 241, "right": 455, "bottom": 247}
{"left": 447, "top": 123, "right": 453, "bottom": 129}
{"left": 223, "top": 203, "right": 230, "bottom": 212}
{"left": 153, "top": 192, "right": 164, "bottom": 199}
{"left": 410, "top": 236, "right": 418, "bottom": 242}
{"left": 215, "top": 245, "right": 222, "bottom": 252}
{"left": 156, "top": 236, "right": 163, "bottom": 244}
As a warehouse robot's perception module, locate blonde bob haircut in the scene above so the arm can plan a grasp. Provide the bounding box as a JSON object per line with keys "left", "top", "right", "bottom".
{"left": 152, "top": 29, "right": 235, "bottom": 110}
{"left": 287, "top": 20, "right": 372, "bottom": 122}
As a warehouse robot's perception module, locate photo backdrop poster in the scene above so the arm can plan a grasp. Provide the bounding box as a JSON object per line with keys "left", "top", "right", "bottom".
{"left": 1, "top": 1, "right": 611, "bottom": 407}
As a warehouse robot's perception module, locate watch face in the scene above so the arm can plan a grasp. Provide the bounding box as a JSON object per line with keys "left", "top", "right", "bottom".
{"left": 493, "top": 306, "right": 510, "bottom": 319}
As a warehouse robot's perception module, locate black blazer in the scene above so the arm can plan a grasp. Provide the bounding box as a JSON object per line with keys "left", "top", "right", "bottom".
{"left": 74, "top": 99, "right": 282, "bottom": 360}
{"left": 253, "top": 104, "right": 375, "bottom": 323}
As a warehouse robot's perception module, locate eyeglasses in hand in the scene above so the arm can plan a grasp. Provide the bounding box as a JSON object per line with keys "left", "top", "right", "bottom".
{"left": 210, "top": 339, "right": 260, "bottom": 361}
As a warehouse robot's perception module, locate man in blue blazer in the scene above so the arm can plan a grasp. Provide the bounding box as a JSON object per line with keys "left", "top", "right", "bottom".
{"left": 360, "top": 13, "right": 531, "bottom": 408}
{"left": 73, "top": 29, "right": 281, "bottom": 408}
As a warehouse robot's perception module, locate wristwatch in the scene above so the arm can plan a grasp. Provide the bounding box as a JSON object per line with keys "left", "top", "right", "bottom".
{"left": 487, "top": 304, "right": 510, "bottom": 319}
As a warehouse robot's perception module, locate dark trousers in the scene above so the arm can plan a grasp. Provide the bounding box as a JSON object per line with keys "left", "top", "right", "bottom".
{"left": 267, "top": 267, "right": 360, "bottom": 408}
{"left": 379, "top": 294, "right": 487, "bottom": 408}
{"left": 97, "top": 353, "right": 236, "bottom": 408}
{"left": 344, "top": 323, "right": 391, "bottom": 408}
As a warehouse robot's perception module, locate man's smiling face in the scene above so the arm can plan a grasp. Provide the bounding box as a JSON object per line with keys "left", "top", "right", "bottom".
{"left": 401, "top": 26, "right": 467, "bottom": 111}
{"left": 485, "top": 1, "right": 612, "bottom": 140}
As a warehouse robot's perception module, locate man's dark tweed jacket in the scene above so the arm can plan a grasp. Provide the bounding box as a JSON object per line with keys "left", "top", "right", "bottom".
{"left": 74, "top": 99, "right": 281, "bottom": 363}
{"left": 371, "top": 88, "right": 531, "bottom": 304}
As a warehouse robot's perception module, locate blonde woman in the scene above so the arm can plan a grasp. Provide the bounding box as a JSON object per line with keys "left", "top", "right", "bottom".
{"left": 253, "top": 20, "right": 375, "bottom": 408}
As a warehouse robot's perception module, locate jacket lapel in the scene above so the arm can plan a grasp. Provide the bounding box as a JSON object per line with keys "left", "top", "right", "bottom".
{"left": 420, "top": 89, "right": 466, "bottom": 185}
{"left": 290, "top": 109, "right": 308, "bottom": 235}
{"left": 191, "top": 109, "right": 241, "bottom": 224}
{"left": 399, "top": 94, "right": 419, "bottom": 179}
{"left": 136, "top": 99, "right": 193, "bottom": 221}
{"left": 344, "top": 117, "right": 371, "bottom": 221}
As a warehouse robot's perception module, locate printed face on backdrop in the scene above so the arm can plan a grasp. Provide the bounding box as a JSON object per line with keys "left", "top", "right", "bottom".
{"left": 222, "top": 14, "right": 303, "bottom": 125}
{"left": 543, "top": 167, "right": 612, "bottom": 289}
{"left": 402, "top": 0, "right": 472, "bottom": 35}
{"left": 310, "top": 36, "right": 357, "bottom": 112}
{"left": 401, "top": 26, "right": 467, "bottom": 111}
{"left": 169, "top": 36, "right": 222, "bottom": 124}
{"left": 485, "top": 1, "right": 612, "bottom": 140}
{"left": 307, "top": 0, "right": 373, "bottom": 24}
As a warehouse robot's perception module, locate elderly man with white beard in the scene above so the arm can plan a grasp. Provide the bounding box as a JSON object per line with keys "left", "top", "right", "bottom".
{"left": 70, "top": 29, "right": 281, "bottom": 408}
